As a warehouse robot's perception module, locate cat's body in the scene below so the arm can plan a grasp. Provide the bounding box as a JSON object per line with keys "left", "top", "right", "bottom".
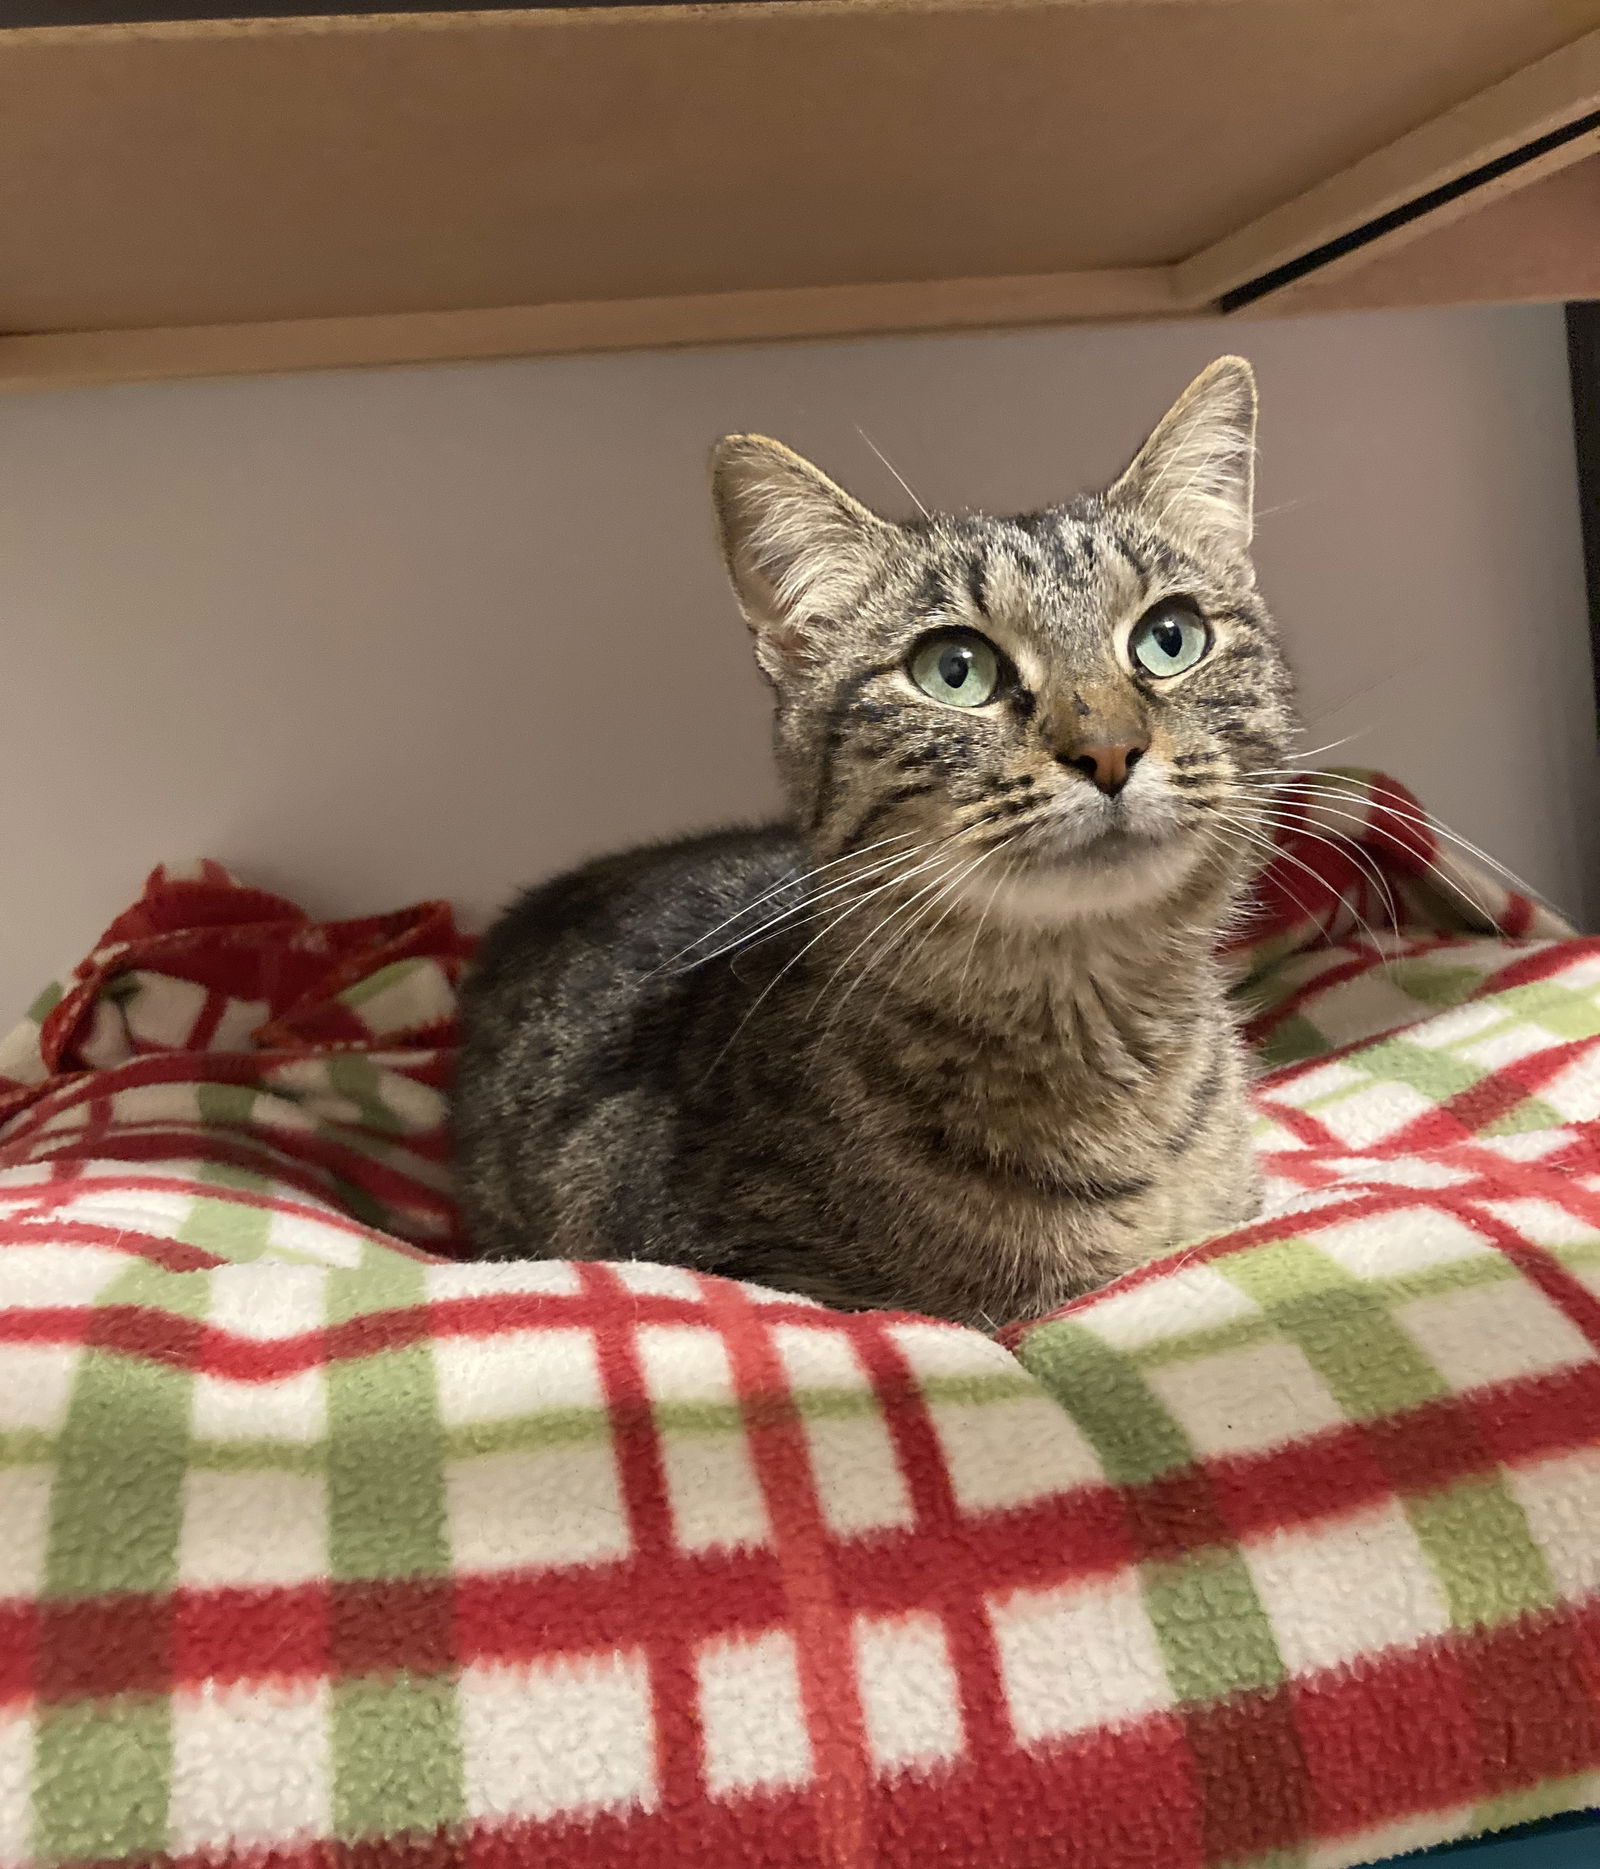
{"left": 454, "top": 359, "right": 1296, "bottom": 1326}
{"left": 458, "top": 824, "right": 1258, "bottom": 1323}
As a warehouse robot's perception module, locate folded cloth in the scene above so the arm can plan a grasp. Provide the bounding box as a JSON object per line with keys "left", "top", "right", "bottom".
{"left": 1, "top": 772, "right": 1596, "bottom": 1869}
{"left": 0, "top": 857, "right": 475, "bottom": 1254}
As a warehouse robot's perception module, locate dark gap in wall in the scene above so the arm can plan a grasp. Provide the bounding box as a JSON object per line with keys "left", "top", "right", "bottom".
{"left": 1220, "top": 113, "right": 1600, "bottom": 314}
{"left": 1, "top": 0, "right": 769, "bottom": 20}
{"left": 1564, "top": 302, "right": 1600, "bottom": 735}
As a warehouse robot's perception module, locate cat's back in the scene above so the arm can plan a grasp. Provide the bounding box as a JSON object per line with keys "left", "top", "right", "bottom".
{"left": 455, "top": 822, "right": 805, "bottom": 1258}
{"left": 466, "top": 822, "right": 803, "bottom": 1010}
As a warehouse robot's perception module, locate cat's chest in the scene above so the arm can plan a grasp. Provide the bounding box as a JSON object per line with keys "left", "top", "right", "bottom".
{"left": 865, "top": 1009, "right": 1187, "bottom": 1142}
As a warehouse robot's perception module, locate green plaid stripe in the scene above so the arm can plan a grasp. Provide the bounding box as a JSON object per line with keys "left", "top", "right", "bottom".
{"left": 338, "top": 960, "right": 423, "bottom": 1010}
{"left": 1217, "top": 1242, "right": 1556, "bottom": 1627}
{"left": 335, "top": 958, "right": 458, "bottom": 1044}
{"left": 34, "top": 1263, "right": 210, "bottom": 1860}
{"left": 1016, "top": 1317, "right": 1292, "bottom": 1705}
{"left": 327, "top": 1262, "right": 450, "bottom": 1580}
{"left": 26, "top": 982, "right": 64, "bottom": 1024}
{"left": 1244, "top": 944, "right": 1596, "bottom": 1075}
{"left": 333, "top": 1675, "right": 463, "bottom": 1843}
{"left": 36, "top": 1698, "right": 170, "bottom": 1863}
{"left": 1408, "top": 1479, "right": 1555, "bottom": 1628}
{"left": 1020, "top": 1321, "right": 1194, "bottom": 1486}
{"left": 194, "top": 1082, "right": 267, "bottom": 1132}
{"left": 178, "top": 1169, "right": 274, "bottom": 1262}
{"left": 1018, "top": 1234, "right": 1577, "bottom": 1737}
{"left": 325, "top": 1261, "right": 464, "bottom": 1840}
{"left": 44, "top": 1265, "right": 207, "bottom": 1597}
{"left": 1129, "top": 1249, "right": 1530, "bottom": 1372}
{"left": 1477, "top": 1775, "right": 1600, "bottom": 1838}
{"left": 325, "top": 1056, "right": 409, "bottom": 1139}
{"left": 1262, "top": 957, "right": 1600, "bottom": 1120}
{"left": 1143, "top": 1547, "right": 1285, "bottom": 1703}
{"left": 1218, "top": 1241, "right": 1451, "bottom": 1421}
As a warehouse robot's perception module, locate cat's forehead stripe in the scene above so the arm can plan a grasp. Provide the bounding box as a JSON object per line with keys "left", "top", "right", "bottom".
{"left": 963, "top": 555, "right": 989, "bottom": 618}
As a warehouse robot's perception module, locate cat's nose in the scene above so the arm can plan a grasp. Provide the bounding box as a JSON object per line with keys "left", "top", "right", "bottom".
{"left": 1061, "top": 740, "right": 1147, "bottom": 796}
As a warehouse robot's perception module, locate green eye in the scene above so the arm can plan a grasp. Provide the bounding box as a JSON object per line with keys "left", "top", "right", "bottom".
{"left": 908, "top": 630, "right": 1001, "bottom": 708}
{"left": 1129, "top": 602, "right": 1211, "bottom": 678}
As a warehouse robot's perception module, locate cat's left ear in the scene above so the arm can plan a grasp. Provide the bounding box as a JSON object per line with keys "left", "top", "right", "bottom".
{"left": 711, "top": 435, "right": 891, "bottom": 683}
{"left": 1109, "top": 356, "right": 1257, "bottom": 556}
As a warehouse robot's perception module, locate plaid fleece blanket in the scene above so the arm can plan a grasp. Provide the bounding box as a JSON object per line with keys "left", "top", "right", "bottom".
{"left": 1, "top": 771, "right": 1597, "bottom": 1869}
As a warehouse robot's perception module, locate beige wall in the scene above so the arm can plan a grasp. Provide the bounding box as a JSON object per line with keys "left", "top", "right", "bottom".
{"left": 1, "top": 303, "right": 1594, "bottom": 1018}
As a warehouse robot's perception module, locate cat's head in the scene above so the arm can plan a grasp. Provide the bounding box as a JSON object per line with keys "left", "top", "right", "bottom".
{"left": 710, "top": 357, "right": 1296, "bottom": 922}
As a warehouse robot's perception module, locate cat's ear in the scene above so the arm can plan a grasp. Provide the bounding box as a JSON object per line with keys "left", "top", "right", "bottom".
{"left": 711, "top": 435, "right": 891, "bottom": 682}
{"left": 1108, "top": 356, "right": 1257, "bottom": 556}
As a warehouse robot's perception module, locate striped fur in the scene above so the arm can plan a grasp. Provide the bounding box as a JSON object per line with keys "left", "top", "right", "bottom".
{"left": 454, "top": 359, "right": 1297, "bottom": 1326}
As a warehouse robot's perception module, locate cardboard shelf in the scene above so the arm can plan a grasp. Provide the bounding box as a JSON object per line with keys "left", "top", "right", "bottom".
{"left": 4, "top": 0, "right": 1600, "bottom": 389}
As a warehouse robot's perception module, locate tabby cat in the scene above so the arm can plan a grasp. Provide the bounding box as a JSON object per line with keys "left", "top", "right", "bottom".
{"left": 453, "top": 357, "right": 1296, "bottom": 1326}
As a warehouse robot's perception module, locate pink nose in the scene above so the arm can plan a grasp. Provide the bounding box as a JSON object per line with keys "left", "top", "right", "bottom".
{"left": 1062, "top": 741, "right": 1147, "bottom": 797}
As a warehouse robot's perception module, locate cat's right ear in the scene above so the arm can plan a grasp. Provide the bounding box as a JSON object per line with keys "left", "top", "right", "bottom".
{"left": 710, "top": 436, "right": 890, "bottom": 683}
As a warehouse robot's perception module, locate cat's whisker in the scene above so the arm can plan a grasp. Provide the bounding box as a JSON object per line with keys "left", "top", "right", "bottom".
{"left": 1244, "top": 802, "right": 1401, "bottom": 947}
{"left": 1264, "top": 798, "right": 1522, "bottom": 934}
{"left": 1232, "top": 786, "right": 1405, "bottom": 934}
{"left": 856, "top": 426, "right": 932, "bottom": 522}
{"left": 956, "top": 851, "right": 1015, "bottom": 1013}
{"left": 899, "top": 835, "right": 1020, "bottom": 988}
{"left": 1254, "top": 813, "right": 1406, "bottom": 946}
{"left": 1246, "top": 791, "right": 1509, "bottom": 969}
{"left": 1209, "top": 803, "right": 1393, "bottom": 961}
{"left": 666, "top": 856, "right": 921, "bottom": 977}
{"left": 645, "top": 828, "right": 922, "bottom": 976}
{"left": 1281, "top": 777, "right": 1560, "bottom": 912}
{"left": 821, "top": 839, "right": 1013, "bottom": 1044}
{"left": 1285, "top": 819, "right": 1404, "bottom": 935}
{"left": 691, "top": 830, "right": 998, "bottom": 1086}
{"left": 718, "top": 793, "right": 1043, "bottom": 968}
{"left": 1240, "top": 772, "right": 1563, "bottom": 919}
{"left": 676, "top": 855, "right": 924, "bottom": 974}
{"left": 1211, "top": 832, "right": 1328, "bottom": 950}
{"left": 1202, "top": 803, "right": 1287, "bottom": 881}
{"left": 1283, "top": 731, "right": 1366, "bottom": 764}
{"left": 970, "top": 804, "right": 1055, "bottom": 852}
{"left": 668, "top": 828, "right": 965, "bottom": 975}
{"left": 803, "top": 840, "right": 1002, "bottom": 1036}
{"left": 681, "top": 789, "right": 1045, "bottom": 980}
{"left": 1248, "top": 785, "right": 1466, "bottom": 927}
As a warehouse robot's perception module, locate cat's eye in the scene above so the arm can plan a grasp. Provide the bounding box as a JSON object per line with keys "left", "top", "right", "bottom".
{"left": 1129, "top": 601, "right": 1211, "bottom": 679}
{"left": 908, "top": 629, "right": 1002, "bottom": 709}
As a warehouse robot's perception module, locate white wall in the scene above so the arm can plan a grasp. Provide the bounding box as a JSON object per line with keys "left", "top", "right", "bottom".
{"left": 2, "top": 303, "right": 1595, "bottom": 1018}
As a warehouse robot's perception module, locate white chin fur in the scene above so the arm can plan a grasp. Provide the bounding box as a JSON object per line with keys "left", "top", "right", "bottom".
{"left": 964, "top": 834, "right": 1203, "bottom": 923}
